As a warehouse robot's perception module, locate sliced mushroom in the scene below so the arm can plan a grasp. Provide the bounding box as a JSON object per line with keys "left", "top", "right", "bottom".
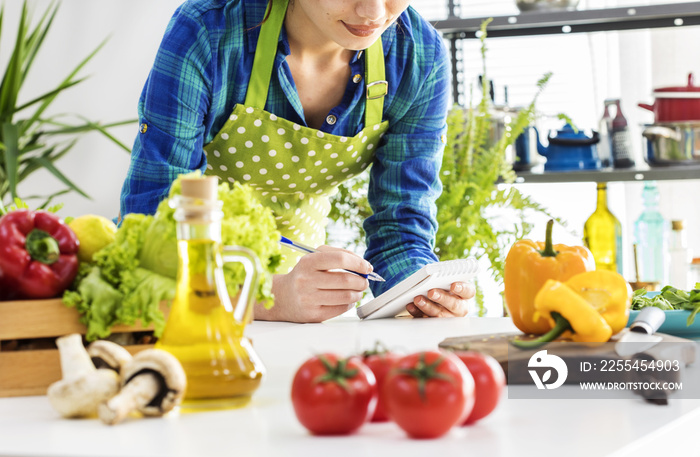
{"left": 47, "top": 334, "right": 120, "bottom": 418}
{"left": 87, "top": 340, "right": 133, "bottom": 373}
{"left": 98, "top": 349, "right": 187, "bottom": 425}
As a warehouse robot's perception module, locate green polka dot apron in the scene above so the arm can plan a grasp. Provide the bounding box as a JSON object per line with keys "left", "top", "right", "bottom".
{"left": 204, "top": 0, "right": 389, "bottom": 273}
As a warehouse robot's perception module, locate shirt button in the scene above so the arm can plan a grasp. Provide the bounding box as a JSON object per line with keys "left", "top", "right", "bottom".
{"left": 353, "top": 74, "right": 362, "bottom": 84}
{"left": 326, "top": 115, "right": 337, "bottom": 125}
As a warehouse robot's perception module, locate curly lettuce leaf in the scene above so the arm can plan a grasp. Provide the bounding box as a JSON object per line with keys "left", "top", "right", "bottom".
{"left": 63, "top": 266, "right": 125, "bottom": 341}
{"left": 155, "top": 172, "right": 282, "bottom": 307}
{"left": 63, "top": 172, "right": 282, "bottom": 340}
{"left": 94, "top": 213, "right": 152, "bottom": 285}
{"left": 116, "top": 267, "right": 175, "bottom": 337}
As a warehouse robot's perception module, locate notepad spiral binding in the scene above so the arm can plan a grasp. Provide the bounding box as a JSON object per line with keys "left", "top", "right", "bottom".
{"left": 426, "top": 258, "right": 479, "bottom": 277}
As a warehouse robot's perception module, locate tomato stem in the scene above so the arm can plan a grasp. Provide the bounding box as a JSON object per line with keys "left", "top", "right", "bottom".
{"left": 362, "top": 340, "right": 390, "bottom": 358}
{"left": 315, "top": 355, "right": 359, "bottom": 392}
{"left": 398, "top": 353, "right": 453, "bottom": 401}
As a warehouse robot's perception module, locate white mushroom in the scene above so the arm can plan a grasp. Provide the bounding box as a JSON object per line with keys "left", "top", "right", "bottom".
{"left": 87, "top": 340, "right": 133, "bottom": 374}
{"left": 98, "top": 349, "right": 187, "bottom": 425}
{"left": 47, "top": 334, "right": 120, "bottom": 418}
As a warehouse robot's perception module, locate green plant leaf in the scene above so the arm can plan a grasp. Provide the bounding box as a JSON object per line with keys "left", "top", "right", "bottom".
{"left": 2, "top": 122, "right": 20, "bottom": 199}
{"left": 20, "top": 2, "right": 58, "bottom": 86}
{"left": 0, "top": 1, "right": 27, "bottom": 124}
{"left": 26, "top": 38, "right": 108, "bottom": 130}
{"left": 31, "top": 155, "right": 90, "bottom": 199}
{"left": 0, "top": 2, "right": 131, "bottom": 206}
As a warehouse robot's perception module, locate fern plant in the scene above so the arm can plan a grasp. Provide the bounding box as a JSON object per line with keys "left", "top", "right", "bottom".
{"left": 435, "top": 19, "right": 565, "bottom": 315}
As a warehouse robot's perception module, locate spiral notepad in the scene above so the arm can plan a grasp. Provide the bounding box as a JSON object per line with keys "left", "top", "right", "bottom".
{"left": 356, "top": 259, "right": 479, "bottom": 320}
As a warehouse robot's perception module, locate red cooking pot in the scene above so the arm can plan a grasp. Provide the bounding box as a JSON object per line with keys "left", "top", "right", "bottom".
{"left": 638, "top": 73, "right": 700, "bottom": 123}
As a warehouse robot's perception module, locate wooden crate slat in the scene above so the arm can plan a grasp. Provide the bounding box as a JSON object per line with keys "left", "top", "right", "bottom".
{"left": 0, "top": 344, "right": 154, "bottom": 398}
{"left": 0, "top": 299, "right": 165, "bottom": 341}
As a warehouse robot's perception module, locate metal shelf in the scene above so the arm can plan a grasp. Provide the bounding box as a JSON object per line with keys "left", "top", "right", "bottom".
{"left": 512, "top": 164, "right": 700, "bottom": 184}
{"left": 432, "top": 2, "right": 700, "bottom": 38}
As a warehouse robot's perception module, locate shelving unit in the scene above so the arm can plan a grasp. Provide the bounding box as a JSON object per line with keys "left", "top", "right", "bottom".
{"left": 432, "top": 2, "right": 700, "bottom": 38}
{"left": 431, "top": 1, "right": 700, "bottom": 183}
{"left": 513, "top": 164, "right": 700, "bottom": 183}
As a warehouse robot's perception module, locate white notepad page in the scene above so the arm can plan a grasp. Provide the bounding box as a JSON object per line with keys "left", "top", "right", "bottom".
{"left": 356, "top": 258, "right": 479, "bottom": 320}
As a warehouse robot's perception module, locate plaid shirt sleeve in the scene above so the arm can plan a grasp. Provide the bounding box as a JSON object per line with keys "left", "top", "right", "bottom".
{"left": 364, "top": 18, "right": 450, "bottom": 297}
{"left": 119, "top": 4, "right": 215, "bottom": 217}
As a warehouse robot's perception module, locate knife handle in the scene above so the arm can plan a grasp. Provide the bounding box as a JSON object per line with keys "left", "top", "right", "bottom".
{"left": 630, "top": 306, "right": 666, "bottom": 334}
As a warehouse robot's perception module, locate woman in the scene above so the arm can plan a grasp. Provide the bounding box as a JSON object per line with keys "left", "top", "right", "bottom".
{"left": 119, "top": 0, "right": 475, "bottom": 322}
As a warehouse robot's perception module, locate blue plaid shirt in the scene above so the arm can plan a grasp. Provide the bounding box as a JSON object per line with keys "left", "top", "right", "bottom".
{"left": 119, "top": 0, "right": 450, "bottom": 296}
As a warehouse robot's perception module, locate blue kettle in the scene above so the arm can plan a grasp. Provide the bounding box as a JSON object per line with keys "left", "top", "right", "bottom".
{"left": 537, "top": 124, "right": 601, "bottom": 171}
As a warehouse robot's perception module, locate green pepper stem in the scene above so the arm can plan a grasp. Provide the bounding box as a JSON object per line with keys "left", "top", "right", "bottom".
{"left": 25, "top": 229, "right": 60, "bottom": 265}
{"left": 539, "top": 219, "right": 558, "bottom": 258}
{"left": 511, "top": 312, "right": 572, "bottom": 349}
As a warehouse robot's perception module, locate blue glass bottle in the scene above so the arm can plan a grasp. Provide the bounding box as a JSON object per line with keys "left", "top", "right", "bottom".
{"left": 633, "top": 181, "right": 666, "bottom": 283}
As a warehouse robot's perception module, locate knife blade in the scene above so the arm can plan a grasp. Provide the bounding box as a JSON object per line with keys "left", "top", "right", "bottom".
{"left": 614, "top": 306, "right": 666, "bottom": 357}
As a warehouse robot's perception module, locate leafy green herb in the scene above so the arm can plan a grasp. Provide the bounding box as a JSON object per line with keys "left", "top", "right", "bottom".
{"left": 631, "top": 284, "right": 700, "bottom": 326}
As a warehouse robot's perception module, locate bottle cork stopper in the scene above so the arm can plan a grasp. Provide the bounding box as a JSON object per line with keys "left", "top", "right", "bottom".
{"left": 180, "top": 176, "right": 218, "bottom": 201}
{"left": 671, "top": 220, "right": 685, "bottom": 231}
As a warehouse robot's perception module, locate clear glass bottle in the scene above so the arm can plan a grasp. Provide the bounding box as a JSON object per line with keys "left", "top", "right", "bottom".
{"left": 156, "top": 176, "right": 265, "bottom": 410}
{"left": 584, "top": 182, "right": 623, "bottom": 273}
{"left": 668, "top": 220, "right": 692, "bottom": 290}
{"left": 633, "top": 181, "right": 666, "bottom": 283}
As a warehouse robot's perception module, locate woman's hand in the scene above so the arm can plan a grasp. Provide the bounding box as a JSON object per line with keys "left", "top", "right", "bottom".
{"left": 406, "top": 282, "right": 475, "bottom": 318}
{"left": 254, "top": 246, "right": 371, "bottom": 323}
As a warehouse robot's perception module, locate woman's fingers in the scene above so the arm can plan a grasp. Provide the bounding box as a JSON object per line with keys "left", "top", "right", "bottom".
{"left": 314, "top": 246, "right": 374, "bottom": 276}
{"left": 451, "top": 281, "right": 476, "bottom": 300}
{"left": 409, "top": 282, "right": 474, "bottom": 318}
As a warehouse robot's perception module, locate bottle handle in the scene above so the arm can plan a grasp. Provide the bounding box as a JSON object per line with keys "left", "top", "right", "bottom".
{"left": 222, "top": 246, "right": 262, "bottom": 324}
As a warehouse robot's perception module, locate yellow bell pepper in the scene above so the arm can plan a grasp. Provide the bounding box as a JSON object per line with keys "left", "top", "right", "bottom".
{"left": 504, "top": 220, "right": 596, "bottom": 335}
{"left": 511, "top": 270, "right": 632, "bottom": 348}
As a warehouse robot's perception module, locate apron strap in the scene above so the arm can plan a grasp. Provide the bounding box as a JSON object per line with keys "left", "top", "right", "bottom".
{"left": 364, "top": 38, "right": 386, "bottom": 127}
{"left": 246, "top": 0, "right": 387, "bottom": 126}
{"left": 245, "top": 0, "right": 288, "bottom": 108}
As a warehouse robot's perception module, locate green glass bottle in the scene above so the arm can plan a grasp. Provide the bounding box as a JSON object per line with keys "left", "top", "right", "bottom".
{"left": 584, "top": 182, "right": 623, "bottom": 273}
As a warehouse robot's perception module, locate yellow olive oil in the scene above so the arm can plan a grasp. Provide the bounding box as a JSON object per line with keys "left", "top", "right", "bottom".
{"left": 156, "top": 177, "right": 264, "bottom": 411}
{"left": 583, "top": 183, "right": 623, "bottom": 273}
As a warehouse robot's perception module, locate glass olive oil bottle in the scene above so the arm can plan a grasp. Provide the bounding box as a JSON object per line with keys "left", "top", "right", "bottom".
{"left": 584, "top": 182, "right": 623, "bottom": 273}
{"left": 156, "top": 176, "right": 264, "bottom": 411}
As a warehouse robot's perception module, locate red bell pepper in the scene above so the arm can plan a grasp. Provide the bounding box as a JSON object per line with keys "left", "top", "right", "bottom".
{"left": 0, "top": 210, "right": 79, "bottom": 300}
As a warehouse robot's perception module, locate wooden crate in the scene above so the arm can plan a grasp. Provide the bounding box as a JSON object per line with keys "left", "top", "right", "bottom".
{"left": 0, "top": 299, "right": 165, "bottom": 397}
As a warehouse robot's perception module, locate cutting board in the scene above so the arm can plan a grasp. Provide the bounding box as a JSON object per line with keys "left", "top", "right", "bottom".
{"left": 439, "top": 332, "right": 697, "bottom": 387}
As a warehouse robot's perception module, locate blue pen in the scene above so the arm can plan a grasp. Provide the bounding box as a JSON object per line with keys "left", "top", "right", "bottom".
{"left": 279, "top": 236, "right": 385, "bottom": 282}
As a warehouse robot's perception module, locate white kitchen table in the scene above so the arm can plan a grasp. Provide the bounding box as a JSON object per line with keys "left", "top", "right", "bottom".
{"left": 0, "top": 315, "right": 697, "bottom": 457}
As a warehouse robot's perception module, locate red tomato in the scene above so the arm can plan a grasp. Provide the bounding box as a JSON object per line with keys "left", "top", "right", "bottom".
{"left": 362, "top": 345, "right": 402, "bottom": 422}
{"left": 453, "top": 351, "right": 506, "bottom": 425}
{"left": 291, "top": 353, "right": 377, "bottom": 435}
{"left": 383, "top": 350, "right": 475, "bottom": 439}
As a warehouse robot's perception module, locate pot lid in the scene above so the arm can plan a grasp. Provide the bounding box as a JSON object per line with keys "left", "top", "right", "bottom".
{"left": 548, "top": 123, "right": 600, "bottom": 145}
{"left": 654, "top": 73, "right": 700, "bottom": 93}
{"left": 550, "top": 123, "right": 588, "bottom": 140}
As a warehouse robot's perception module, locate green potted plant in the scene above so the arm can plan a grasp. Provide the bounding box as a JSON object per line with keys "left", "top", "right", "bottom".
{"left": 434, "top": 20, "right": 570, "bottom": 315}
{"left": 0, "top": 1, "right": 132, "bottom": 212}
